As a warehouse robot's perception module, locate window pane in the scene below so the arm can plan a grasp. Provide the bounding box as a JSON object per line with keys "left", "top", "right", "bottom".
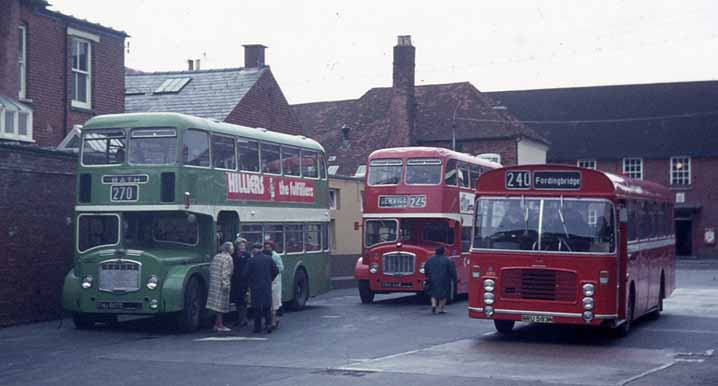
{"left": 470, "top": 165, "right": 483, "bottom": 188}
{"left": 182, "top": 129, "right": 210, "bottom": 167}
{"left": 263, "top": 224, "right": 284, "bottom": 253}
{"left": 212, "top": 135, "right": 236, "bottom": 170}
{"left": 78, "top": 41, "right": 89, "bottom": 71}
{"left": 81, "top": 130, "right": 126, "bottom": 165}
{"left": 76, "top": 73, "right": 88, "bottom": 102}
{"left": 319, "top": 154, "right": 327, "bottom": 179}
{"left": 423, "top": 221, "right": 454, "bottom": 244}
{"left": 305, "top": 224, "right": 321, "bottom": 252}
{"left": 238, "top": 139, "right": 260, "bottom": 172}
{"left": 239, "top": 224, "right": 263, "bottom": 247}
{"left": 18, "top": 27, "right": 24, "bottom": 59}
{"left": 129, "top": 128, "right": 177, "bottom": 165}
{"left": 285, "top": 224, "right": 303, "bottom": 253}
{"left": 444, "top": 159, "right": 458, "bottom": 185}
{"left": 365, "top": 220, "right": 398, "bottom": 247}
{"left": 322, "top": 223, "right": 329, "bottom": 250}
{"left": 261, "top": 143, "right": 281, "bottom": 174}
{"left": 301, "top": 150, "right": 319, "bottom": 178}
{"left": 4, "top": 111, "right": 15, "bottom": 133}
{"left": 458, "top": 164, "right": 470, "bottom": 188}
{"left": 18, "top": 112, "right": 28, "bottom": 136}
{"left": 282, "top": 147, "right": 301, "bottom": 176}
{"left": 406, "top": 158, "right": 441, "bottom": 185}
{"left": 153, "top": 214, "right": 198, "bottom": 245}
{"left": 72, "top": 41, "right": 79, "bottom": 69}
{"left": 78, "top": 215, "right": 119, "bottom": 252}
{"left": 461, "top": 226, "right": 472, "bottom": 252}
{"left": 367, "top": 159, "right": 402, "bottom": 185}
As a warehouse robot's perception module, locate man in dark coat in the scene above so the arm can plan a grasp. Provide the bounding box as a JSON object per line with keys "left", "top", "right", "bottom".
{"left": 231, "top": 238, "right": 251, "bottom": 327}
{"left": 245, "top": 243, "right": 279, "bottom": 333}
{"left": 424, "top": 246, "right": 457, "bottom": 314}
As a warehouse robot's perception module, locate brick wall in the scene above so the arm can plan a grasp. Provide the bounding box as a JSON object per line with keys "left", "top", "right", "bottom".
{"left": 0, "top": 0, "right": 22, "bottom": 97}
{"left": 420, "top": 139, "right": 519, "bottom": 166}
{"left": 225, "top": 69, "right": 303, "bottom": 135}
{"left": 0, "top": 144, "right": 77, "bottom": 326}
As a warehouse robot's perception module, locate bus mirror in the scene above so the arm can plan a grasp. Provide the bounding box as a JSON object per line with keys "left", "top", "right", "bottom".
{"left": 354, "top": 221, "right": 361, "bottom": 231}
{"left": 619, "top": 207, "right": 628, "bottom": 223}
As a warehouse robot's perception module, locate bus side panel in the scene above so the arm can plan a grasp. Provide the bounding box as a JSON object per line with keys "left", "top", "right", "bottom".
{"left": 161, "top": 264, "right": 209, "bottom": 312}
{"left": 62, "top": 270, "right": 81, "bottom": 312}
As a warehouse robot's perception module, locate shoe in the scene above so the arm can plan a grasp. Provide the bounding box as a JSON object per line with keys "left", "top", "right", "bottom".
{"left": 265, "top": 327, "right": 273, "bottom": 334}
{"left": 439, "top": 310, "right": 446, "bottom": 314}
{"left": 432, "top": 307, "right": 436, "bottom": 314}
{"left": 214, "top": 326, "right": 232, "bottom": 332}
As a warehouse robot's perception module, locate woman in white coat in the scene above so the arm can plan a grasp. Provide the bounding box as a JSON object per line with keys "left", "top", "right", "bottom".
{"left": 263, "top": 240, "right": 284, "bottom": 330}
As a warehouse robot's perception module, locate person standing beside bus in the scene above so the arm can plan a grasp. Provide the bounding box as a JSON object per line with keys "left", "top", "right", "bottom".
{"left": 424, "top": 246, "right": 457, "bottom": 314}
{"left": 264, "top": 240, "right": 284, "bottom": 330}
{"left": 246, "top": 243, "right": 279, "bottom": 333}
{"left": 231, "top": 238, "right": 251, "bottom": 328}
{"left": 207, "top": 242, "right": 235, "bottom": 332}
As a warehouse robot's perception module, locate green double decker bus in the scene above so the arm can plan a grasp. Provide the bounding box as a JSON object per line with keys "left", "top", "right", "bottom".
{"left": 62, "top": 112, "right": 331, "bottom": 331}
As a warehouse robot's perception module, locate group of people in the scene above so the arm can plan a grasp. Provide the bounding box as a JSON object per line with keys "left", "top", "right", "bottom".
{"left": 206, "top": 239, "right": 284, "bottom": 334}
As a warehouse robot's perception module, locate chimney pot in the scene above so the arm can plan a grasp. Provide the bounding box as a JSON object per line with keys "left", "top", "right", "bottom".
{"left": 243, "top": 44, "right": 268, "bottom": 68}
{"left": 195, "top": 59, "right": 200, "bottom": 70}
{"left": 397, "top": 35, "right": 412, "bottom": 46}
{"left": 187, "top": 59, "right": 194, "bottom": 71}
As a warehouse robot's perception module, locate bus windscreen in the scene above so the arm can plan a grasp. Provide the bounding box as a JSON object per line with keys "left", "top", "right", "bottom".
{"left": 474, "top": 197, "right": 615, "bottom": 254}
{"left": 129, "top": 128, "right": 177, "bottom": 165}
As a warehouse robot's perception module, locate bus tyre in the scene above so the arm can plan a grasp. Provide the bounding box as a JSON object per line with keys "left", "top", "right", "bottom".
{"left": 177, "top": 277, "right": 203, "bottom": 333}
{"left": 649, "top": 279, "right": 665, "bottom": 320}
{"left": 358, "top": 280, "right": 375, "bottom": 304}
{"left": 290, "top": 268, "right": 310, "bottom": 310}
{"left": 494, "top": 320, "right": 515, "bottom": 334}
{"left": 72, "top": 312, "right": 96, "bottom": 330}
{"left": 615, "top": 288, "right": 635, "bottom": 338}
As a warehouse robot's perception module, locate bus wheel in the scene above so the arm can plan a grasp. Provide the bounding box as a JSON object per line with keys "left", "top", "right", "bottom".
{"left": 177, "top": 277, "right": 203, "bottom": 333}
{"left": 649, "top": 279, "right": 665, "bottom": 320}
{"left": 72, "top": 312, "right": 97, "bottom": 330}
{"left": 290, "top": 268, "right": 310, "bottom": 310}
{"left": 358, "top": 280, "right": 375, "bottom": 304}
{"left": 615, "top": 288, "right": 635, "bottom": 338}
{"left": 494, "top": 320, "right": 515, "bottom": 334}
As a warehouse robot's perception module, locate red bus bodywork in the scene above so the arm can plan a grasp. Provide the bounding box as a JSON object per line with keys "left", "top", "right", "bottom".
{"left": 468, "top": 165, "right": 675, "bottom": 335}
{"left": 354, "top": 147, "right": 500, "bottom": 302}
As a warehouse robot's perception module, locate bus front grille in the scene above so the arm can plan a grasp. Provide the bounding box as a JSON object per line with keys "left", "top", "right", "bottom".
{"left": 98, "top": 260, "right": 141, "bottom": 292}
{"left": 382, "top": 252, "right": 415, "bottom": 276}
{"left": 501, "top": 269, "right": 576, "bottom": 302}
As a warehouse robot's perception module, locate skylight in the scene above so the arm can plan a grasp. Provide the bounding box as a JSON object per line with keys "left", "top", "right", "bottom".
{"left": 154, "top": 77, "right": 191, "bottom": 94}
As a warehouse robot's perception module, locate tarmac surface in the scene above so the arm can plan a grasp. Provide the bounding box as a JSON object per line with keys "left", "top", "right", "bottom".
{"left": 1, "top": 260, "right": 717, "bottom": 386}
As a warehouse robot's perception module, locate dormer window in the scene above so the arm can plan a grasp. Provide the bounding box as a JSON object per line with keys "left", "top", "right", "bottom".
{"left": 0, "top": 95, "right": 33, "bottom": 142}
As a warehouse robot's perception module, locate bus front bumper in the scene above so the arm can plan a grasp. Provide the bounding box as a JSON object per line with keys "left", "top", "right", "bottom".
{"left": 468, "top": 306, "right": 618, "bottom": 327}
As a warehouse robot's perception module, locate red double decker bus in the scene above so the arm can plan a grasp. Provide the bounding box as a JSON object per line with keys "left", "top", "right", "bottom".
{"left": 468, "top": 165, "right": 675, "bottom": 336}
{"left": 354, "top": 147, "right": 500, "bottom": 303}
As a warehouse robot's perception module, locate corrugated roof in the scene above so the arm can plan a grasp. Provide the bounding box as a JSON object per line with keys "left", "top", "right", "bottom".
{"left": 125, "top": 67, "right": 266, "bottom": 121}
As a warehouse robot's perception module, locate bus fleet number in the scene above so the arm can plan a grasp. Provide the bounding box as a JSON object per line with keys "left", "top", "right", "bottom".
{"left": 505, "top": 171, "right": 531, "bottom": 190}
{"left": 110, "top": 185, "right": 138, "bottom": 202}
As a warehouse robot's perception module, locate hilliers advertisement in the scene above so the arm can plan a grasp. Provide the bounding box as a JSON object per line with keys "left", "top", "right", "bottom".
{"left": 226, "top": 172, "right": 315, "bottom": 203}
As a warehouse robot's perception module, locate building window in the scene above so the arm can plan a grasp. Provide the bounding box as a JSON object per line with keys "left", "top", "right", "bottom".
{"left": 329, "top": 189, "right": 339, "bottom": 210}
{"left": 670, "top": 156, "right": 691, "bottom": 186}
{"left": 623, "top": 158, "right": 643, "bottom": 180}
{"left": 18, "top": 25, "right": 27, "bottom": 100}
{"left": 0, "top": 96, "right": 33, "bottom": 142}
{"left": 71, "top": 38, "right": 92, "bottom": 109}
{"left": 577, "top": 159, "right": 596, "bottom": 170}
{"left": 354, "top": 164, "right": 366, "bottom": 177}
{"left": 327, "top": 165, "right": 339, "bottom": 175}
{"left": 478, "top": 153, "right": 501, "bottom": 165}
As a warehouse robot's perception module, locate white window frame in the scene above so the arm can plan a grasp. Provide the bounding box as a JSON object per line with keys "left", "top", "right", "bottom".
{"left": 329, "top": 189, "right": 338, "bottom": 210}
{"left": 670, "top": 156, "right": 691, "bottom": 186}
{"left": 478, "top": 153, "right": 501, "bottom": 164}
{"left": 622, "top": 157, "right": 643, "bottom": 180}
{"left": 71, "top": 38, "right": 92, "bottom": 110}
{"left": 18, "top": 25, "right": 27, "bottom": 100}
{"left": 0, "top": 106, "right": 34, "bottom": 143}
{"left": 577, "top": 159, "right": 596, "bottom": 170}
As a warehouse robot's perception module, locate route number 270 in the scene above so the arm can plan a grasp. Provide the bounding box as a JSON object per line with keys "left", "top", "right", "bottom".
{"left": 505, "top": 171, "right": 531, "bottom": 190}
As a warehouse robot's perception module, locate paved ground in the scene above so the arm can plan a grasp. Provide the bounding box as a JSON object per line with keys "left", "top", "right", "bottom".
{"left": 1, "top": 260, "right": 717, "bottom": 386}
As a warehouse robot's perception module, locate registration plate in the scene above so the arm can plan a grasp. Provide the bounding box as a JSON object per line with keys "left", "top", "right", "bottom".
{"left": 96, "top": 301, "right": 142, "bottom": 310}
{"left": 382, "top": 282, "right": 411, "bottom": 288}
{"left": 521, "top": 314, "right": 554, "bottom": 323}
{"left": 110, "top": 185, "right": 139, "bottom": 202}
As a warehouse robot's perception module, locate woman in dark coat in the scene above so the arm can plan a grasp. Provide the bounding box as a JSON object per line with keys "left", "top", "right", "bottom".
{"left": 424, "top": 246, "right": 457, "bottom": 314}
{"left": 245, "top": 244, "right": 279, "bottom": 333}
{"left": 231, "top": 238, "right": 251, "bottom": 327}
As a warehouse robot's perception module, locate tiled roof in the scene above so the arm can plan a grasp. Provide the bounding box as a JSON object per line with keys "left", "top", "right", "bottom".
{"left": 125, "top": 67, "right": 266, "bottom": 121}
{"left": 487, "top": 81, "right": 718, "bottom": 160}
{"left": 40, "top": 8, "right": 129, "bottom": 37}
{"left": 292, "top": 82, "right": 545, "bottom": 176}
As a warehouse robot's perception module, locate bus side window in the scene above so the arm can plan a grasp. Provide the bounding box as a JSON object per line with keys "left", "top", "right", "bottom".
{"left": 445, "top": 159, "right": 458, "bottom": 186}
{"left": 470, "top": 165, "right": 482, "bottom": 188}
{"left": 212, "top": 135, "right": 236, "bottom": 170}
{"left": 282, "top": 147, "right": 301, "bottom": 177}
{"left": 301, "top": 150, "right": 319, "bottom": 178}
{"left": 319, "top": 154, "right": 327, "bottom": 179}
{"left": 183, "top": 129, "right": 210, "bottom": 167}
{"left": 261, "top": 143, "right": 282, "bottom": 175}
{"left": 461, "top": 226, "right": 472, "bottom": 252}
{"left": 238, "top": 139, "right": 260, "bottom": 172}
{"left": 627, "top": 201, "right": 638, "bottom": 242}
{"left": 458, "top": 163, "right": 470, "bottom": 188}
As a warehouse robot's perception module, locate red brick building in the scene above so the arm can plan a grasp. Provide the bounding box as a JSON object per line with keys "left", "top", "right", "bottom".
{"left": 125, "top": 45, "right": 302, "bottom": 134}
{"left": 489, "top": 81, "right": 718, "bottom": 257}
{"left": 0, "top": 0, "right": 126, "bottom": 326}
{"left": 292, "top": 36, "right": 548, "bottom": 177}
{"left": 0, "top": 0, "right": 127, "bottom": 146}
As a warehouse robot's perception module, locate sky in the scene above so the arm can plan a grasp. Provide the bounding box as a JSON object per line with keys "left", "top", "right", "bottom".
{"left": 50, "top": 0, "right": 718, "bottom": 104}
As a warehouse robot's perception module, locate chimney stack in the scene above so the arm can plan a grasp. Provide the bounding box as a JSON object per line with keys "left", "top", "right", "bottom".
{"left": 243, "top": 44, "right": 267, "bottom": 68}
{"left": 195, "top": 59, "right": 200, "bottom": 70}
{"left": 187, "top": 59, "right": 194, "bottom": 71}
{"left": 392, "top": 35, "right": 415, "bottom": 97}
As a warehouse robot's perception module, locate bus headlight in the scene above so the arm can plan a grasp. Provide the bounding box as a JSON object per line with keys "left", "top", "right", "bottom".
{"left": 484, "top": 292, "right": 495, "bottom": 305}
{"left": 419, "top": 263, "right": 425, "bottom": 274}
{"left": 582, "top": 297, "right": 594, "bottom": 310}
{"left": 147, "top": 275, "right": 159, "bottom": 290}
{"left": 150, "top": 299, "right": 159, "bottom": 310}
{"left": 484, "top": 306, "right": 495, "bottom": 316}
{"left": 582, "top": 283, "right": 595, "bottom": 297}
{"left": 81, "top": 275, "right": 94, "bottom": 289}
{"left": 483, "top": 279, "right": 495, "bottom": 292}
{"left": 369, "top": 264, "right": 378, "bottom": 275}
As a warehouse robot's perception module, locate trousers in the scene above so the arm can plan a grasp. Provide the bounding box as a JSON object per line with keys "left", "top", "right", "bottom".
{"left": 253, "top": 306, "right": 271, "bottom": 332}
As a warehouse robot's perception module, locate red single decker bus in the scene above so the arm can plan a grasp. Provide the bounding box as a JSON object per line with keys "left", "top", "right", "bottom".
{"left": 354, "top": 147, "right": 500, "bottom": 303}
{"left": 468, "top": 165, "right": 675, "bottom": 336}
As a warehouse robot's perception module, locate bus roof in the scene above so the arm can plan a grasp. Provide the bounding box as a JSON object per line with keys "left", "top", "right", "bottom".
{"left": 82, "top": 112, "right": 325, "bottom": 153}
{"left": 368, "top": 147, "right": 502, "bottom": 168}
{"left": 478, "top": 164, "right": 673, "bottom": 202}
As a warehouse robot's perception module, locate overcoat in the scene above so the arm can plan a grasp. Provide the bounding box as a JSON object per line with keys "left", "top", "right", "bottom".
{"left": 231, "top": 250, "right": 251, "bottom": 304}
{"left": 206, "top": 252, "right": 234, "bottom": 313}
{"left": 271, "top": 251, "right": 284, "bottom": 311}
{"left": 246, "top": 251, "right": 279, "bottom": 309}
{"left": 424, "top": 253, "right": 457, "bottom": 300}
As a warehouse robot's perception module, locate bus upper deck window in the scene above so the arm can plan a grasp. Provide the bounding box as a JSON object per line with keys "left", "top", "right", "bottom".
{"left": 444, "top": 159, "right": 458, "bottom": 186}
{"left": 212, "top": 135, "right": 236, "bottom": 170}
{"left": 81, "top": 130, "right": 126, "bottom": 166}
{"left": 301, "top": 150, "right": 319, "bottom": 178}
{"left": 282, "top": 147, "right": 301, "bottom": 177}
{"left": 238, "top": 139, "right": 260, "bottom": 172}
{"left": 406, "top": 158, "right": 442, "bottom": 185}
{"left": 367, "top": 159, "right": 402, "bottom": 186}
{"left": 183, "top": 129, "right": 210, "bottom": 167}
{"left": 261, "top": 143, "right": 282, "bottom": 175}
{"left": 458, "top": 164, "right": 470, "bottom": 188}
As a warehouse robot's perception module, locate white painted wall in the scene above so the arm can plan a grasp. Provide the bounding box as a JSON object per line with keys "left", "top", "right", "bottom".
{"left": 517, "top": 138, "right": 548, "bottom": 165}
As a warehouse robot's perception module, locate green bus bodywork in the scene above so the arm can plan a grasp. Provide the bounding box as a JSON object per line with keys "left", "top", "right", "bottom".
{"left": 63, "top": 113, "right": 331, "bottom": 331}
